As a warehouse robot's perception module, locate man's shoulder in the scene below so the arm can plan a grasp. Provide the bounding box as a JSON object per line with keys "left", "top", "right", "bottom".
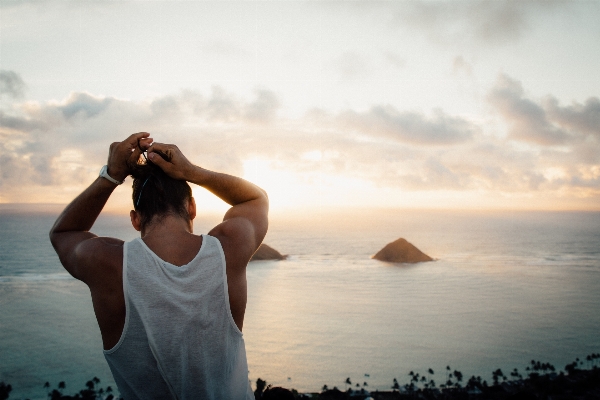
{"left": 78, "top": 236, "right": 124, "bottom": 255}
{"left": 75, "top": 236, "right": 124, "bottom": 284}
{"left": 209, "top": 218, "right": 257, "bottom": 270}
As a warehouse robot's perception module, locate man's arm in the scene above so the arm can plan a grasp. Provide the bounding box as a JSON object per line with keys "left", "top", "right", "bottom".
{"left": 49, "top": 132, "right": 153, "bottom": 283}
{"left": 147, "top": 143, "right": 269, "bottom": 266}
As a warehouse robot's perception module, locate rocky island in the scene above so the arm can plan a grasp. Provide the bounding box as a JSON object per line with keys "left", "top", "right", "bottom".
{"left": 372, "top": 238, "right": 433, "bottom": 263}
{"left": 250, "top": 243, "right": 287, "bottom": 261}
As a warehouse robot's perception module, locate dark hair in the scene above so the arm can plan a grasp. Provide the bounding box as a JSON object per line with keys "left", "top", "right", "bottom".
{"left": 130, "top": 154, "right": 192, "bottom": 229}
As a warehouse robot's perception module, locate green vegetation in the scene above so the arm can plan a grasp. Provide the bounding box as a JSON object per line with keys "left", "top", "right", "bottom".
{"left": 1, "top": 353, "right": 599, "bottom": 400}
{"left": 254, "top": 353, "right": 600, "bottom": 400}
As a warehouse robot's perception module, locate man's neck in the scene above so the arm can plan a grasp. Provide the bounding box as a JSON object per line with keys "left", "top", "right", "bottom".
{"left": 141, "top": 214, "right": 194, "bottom": 239}
{"left": 140, "top": 214, "right": 202, "bottom": 267}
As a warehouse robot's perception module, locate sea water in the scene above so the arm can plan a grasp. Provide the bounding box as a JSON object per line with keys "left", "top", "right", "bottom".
{"left": 1, "top": 209, "right": 600, "bottom": 398}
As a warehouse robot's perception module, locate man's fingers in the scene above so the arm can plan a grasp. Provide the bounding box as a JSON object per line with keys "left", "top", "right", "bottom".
{"left": 139, "top": 137, "right": 154, "bottom": 151}
{"left": 148, "top": 151, "right": 167, "bottom": 166}
{"left": 127, "top": 135, "right": 153, "bottom": 164}
{"left": 126, "top": 132, "right": 151, "bottom": 145}
{"left": 128, "top": 146, "right": 143, "bottom": 164}
{"left": 147, "top": 142, "right": 168, "bottom": 153}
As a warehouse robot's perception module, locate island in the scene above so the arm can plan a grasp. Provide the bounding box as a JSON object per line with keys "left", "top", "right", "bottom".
{"left": 250, "top": 243, "right": 287, "bottom": 261}
{"left": 372, "top": 238, "right": 433, "bottom": 263}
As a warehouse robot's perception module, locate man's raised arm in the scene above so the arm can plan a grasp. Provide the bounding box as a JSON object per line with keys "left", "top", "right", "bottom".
{"left": 49, "top": 132, "right": 153, "bottom": 282}
{"left": 147, "top": 143, "right": 269, "bottom": 265}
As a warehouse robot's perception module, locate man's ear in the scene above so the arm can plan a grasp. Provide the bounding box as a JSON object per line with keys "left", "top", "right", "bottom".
{"left": 188, "top": 197, "right": 197, "bottom": 221}
{"left": 130, "top": 210, "right": 142, "bottom": 232}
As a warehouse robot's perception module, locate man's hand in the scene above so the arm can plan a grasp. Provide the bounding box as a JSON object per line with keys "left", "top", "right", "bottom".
{"left": 107, "top": 132, "right": 154, "bottom": 182}
{"left": 147, "top": 142, "right": 195, "bottom": 181}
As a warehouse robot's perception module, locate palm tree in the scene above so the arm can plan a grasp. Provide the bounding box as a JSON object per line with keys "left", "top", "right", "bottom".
{"left": 492, "top": 369, "right": 504, "bottom": 385}
{"left": 453, "top": 370, "right": 463, "bottom": 387}
{"left": 254, "top": 378, "right": 267, "bottom": 400}
{"left": 410, "top": 373, "right": 420, "bottom": 390}
{"left": 0, "top": 382, "right": 13, "bottom": 400}
{"left": 425, "top": 368, "right": 435, "bottom": 389}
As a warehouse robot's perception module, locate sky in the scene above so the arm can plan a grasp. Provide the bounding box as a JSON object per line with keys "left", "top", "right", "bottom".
{"left": 1, "top": 0, "right": 600, "bottom": 213}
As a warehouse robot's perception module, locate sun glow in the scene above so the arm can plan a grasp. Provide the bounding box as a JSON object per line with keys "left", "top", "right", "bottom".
{"left": 242, "top": 158, "right": 313, "bottom": 211}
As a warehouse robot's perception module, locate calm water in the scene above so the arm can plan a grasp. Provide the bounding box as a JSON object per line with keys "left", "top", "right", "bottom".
{"left": 1, "top": 209, "right": 600, "bottom": 398}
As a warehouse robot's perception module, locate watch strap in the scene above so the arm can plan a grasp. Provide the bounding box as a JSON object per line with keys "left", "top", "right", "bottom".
{"left": 99, "top": 165, "right": 123, "bottom": 185}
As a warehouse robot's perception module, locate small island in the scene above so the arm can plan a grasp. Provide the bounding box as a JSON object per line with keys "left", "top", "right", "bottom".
{"left": 372, "top": 238, "right": 433, "bottom": 263}
{"left": 250, "top": 243, "right": 287, "bottom": 261}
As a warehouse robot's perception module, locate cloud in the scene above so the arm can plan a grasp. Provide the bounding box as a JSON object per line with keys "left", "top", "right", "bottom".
{"left": 338, "top": 105, "right": 477, "bottom": 146}
{"left": 59, "top": 92, "right": 113, "bottom": 119}
{"left": 335, "top": 52, "right": 370, "bottom": 81}
{"left": 0, "top": 86, "right": 284, "bottom": 191}
{"left": 244, "top": 89, "right": 281, "bottom": 122}
{"left": 452, "top": 56, "right": 472, "bottom": 76}
{"left": 488, "top": 74, "right": 569, "bottom": 145}
{"left": 389, "top": 0, "right": 563, "bottom": 45}
{"left": 0, "top": 70, "right": 26, "bottom": 99}
{"left": 489, "top": 74, "right": 600, "bottom": 148}
{"left": 146, "top": 87, "right": 281, "bottom": 124}
{"left": 545, "top": 97, "right": 600, "bottom": 139}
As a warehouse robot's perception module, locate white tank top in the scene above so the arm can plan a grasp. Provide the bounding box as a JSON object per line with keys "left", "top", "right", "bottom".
{"left": 104, "top": 235, "right": 254, "bottom": 400}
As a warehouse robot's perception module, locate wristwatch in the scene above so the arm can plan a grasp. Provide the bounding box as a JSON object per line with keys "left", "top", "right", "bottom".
{"left": 99, "top": 165, "right": 123, "bottom": 185}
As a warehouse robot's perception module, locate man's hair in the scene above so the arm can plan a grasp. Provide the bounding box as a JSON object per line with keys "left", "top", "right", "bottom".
{"left": 130, "top": 154, "right": 192, "bottom": 229}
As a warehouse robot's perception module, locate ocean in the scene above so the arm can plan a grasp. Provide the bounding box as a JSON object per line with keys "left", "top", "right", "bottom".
{"left": 1, "top": 208, "right": 600, "bottom": 398}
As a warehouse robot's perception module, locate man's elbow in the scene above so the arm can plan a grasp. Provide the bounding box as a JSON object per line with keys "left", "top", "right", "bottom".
{"left": 48, "top": 229, "right": 68, "bottom": 254}
{"left": 258, "top": 187, "right": 269, "bottom": 206}
{"left": 49, "top": 229, "right": 58, "bottom": 249}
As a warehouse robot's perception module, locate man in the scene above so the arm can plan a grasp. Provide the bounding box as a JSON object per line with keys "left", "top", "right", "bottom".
{"left": 49, "top": 132, "right": 268, "bottom": 399}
